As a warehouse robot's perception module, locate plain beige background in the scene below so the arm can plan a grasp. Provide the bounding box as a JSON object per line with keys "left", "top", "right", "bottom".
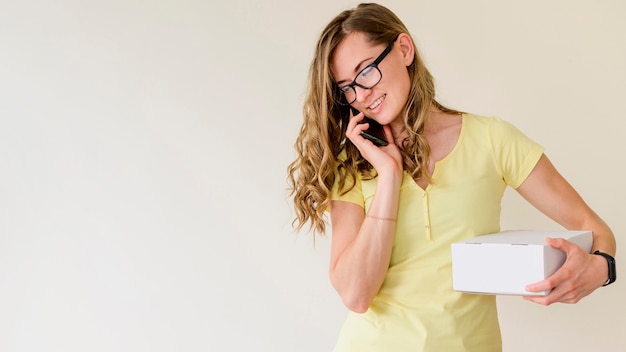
{"left": 0, "top": 0, "right": 624, "bottom": 351}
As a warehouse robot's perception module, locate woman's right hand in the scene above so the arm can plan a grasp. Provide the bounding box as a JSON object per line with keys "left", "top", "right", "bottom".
{"left": 346, "top": 110, "right": 403, "bottom": 176}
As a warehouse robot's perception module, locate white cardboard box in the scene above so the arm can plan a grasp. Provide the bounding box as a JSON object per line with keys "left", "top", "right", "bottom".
{"left": 451, "top": 230, "right": 593, "bottom": 296}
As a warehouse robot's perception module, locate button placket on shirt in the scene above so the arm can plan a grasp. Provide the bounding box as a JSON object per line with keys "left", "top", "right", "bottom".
{"left": 422, "top": 191, "right": 433, "bottom": 242}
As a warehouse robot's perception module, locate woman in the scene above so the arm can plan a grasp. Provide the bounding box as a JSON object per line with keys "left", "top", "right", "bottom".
{"left": 287, "top": 3, "right": 616, "bottom": 351}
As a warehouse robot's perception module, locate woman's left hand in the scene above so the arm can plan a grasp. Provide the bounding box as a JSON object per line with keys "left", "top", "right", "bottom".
{"left": 523, "top": 237, "right": 609, "bottom": 305}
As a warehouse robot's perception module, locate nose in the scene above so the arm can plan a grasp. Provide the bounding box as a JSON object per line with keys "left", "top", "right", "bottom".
{"left": 354, "top": 85, "right": 373, "bottom": 103}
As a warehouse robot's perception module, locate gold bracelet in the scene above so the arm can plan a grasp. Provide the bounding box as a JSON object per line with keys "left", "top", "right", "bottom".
{"left": 366, "top": 214, "right": 397, "bottom": 222}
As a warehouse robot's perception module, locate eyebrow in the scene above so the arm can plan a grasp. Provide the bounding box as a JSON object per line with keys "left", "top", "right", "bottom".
{"left": 336, "top": 56, "right": 375, "bottom": 86}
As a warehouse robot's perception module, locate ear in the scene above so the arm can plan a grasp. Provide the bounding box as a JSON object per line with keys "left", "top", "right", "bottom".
{"left": 397, "top": 33, "right": 415, "bottom": 66}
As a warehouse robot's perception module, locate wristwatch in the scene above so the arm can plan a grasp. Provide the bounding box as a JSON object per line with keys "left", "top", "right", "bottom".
{"left": 593, "top": 250, "right": 616, "bottom": 286}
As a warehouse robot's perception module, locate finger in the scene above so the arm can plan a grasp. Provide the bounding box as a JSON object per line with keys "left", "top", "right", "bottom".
{"left": 524, "top": 280, "right": 581, "bottom": 306}
{"left": 523, "top": 294, "right": 552, "bottom": 306}
{"left": 525, "top": 278, "right": 553, "bottom": 293}
{"left": 546, "top": 237, "right": 566, "bottom": 250}
{"left": 523, "top": 294, "right": 555, "bottom": 306}
{"left": 349, "top": 107, "right": 364, "bottom": 120}
{"left": 525, "top": 248, "right": 570, "bottom": 293}
{"left": 524, "top": 280, "right": 569, "bottom": 305}
{"left": 346, "top": 108, "right": 362, "bottom": 127}
{"left": 346, "top": 113, "right": 364, "bottom": 134}
{"left": 526, "top": 238, "right": 581, "bottom": 292}
{"left": 525, "top": 261, "right": 572, "bottom": 293}
{"left": 346, "top": 120, "right": 369, "bottom": 144}
{"left": 525, "top": 257, "right": 581, "bottom": 301}
{"left": 547, "top": 237, "right": 580, "bottom": 255}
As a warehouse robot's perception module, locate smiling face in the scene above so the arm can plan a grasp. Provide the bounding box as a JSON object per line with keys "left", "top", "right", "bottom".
{"left": 331, "top": 32, "right": 414, "bottom": 127}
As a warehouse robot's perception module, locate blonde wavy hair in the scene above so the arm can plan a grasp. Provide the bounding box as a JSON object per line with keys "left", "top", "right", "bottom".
{"left": 287, "top": 3, "right": 461, "bottom": 234}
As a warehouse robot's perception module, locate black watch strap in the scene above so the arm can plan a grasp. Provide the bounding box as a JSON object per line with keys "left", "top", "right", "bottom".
{"left": 593, "top": 250, "right": 616, "bottom": 286}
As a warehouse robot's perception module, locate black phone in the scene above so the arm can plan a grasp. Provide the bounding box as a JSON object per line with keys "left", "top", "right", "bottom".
{"left": 350, "top": 107, "right": 388, "bottom": 146}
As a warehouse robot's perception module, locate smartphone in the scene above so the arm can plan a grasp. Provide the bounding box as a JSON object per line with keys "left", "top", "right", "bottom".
{"left": 350, "top": 107, "right": 388, "bottom": 147}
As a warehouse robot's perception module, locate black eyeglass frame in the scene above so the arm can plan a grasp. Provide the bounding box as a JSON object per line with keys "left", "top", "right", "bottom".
{"left": 335, "top": 35, "right": 400, "bottom": 105}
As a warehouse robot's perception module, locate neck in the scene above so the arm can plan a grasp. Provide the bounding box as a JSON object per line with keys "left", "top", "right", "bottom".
{"left": 389, "top": 104, "right": 439, "bottom": 144}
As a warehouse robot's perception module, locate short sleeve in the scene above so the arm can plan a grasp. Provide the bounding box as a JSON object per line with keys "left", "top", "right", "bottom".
{"left": 330, "top": 170, "right": 364, "bottom": 207}
{"left": 488, "top": 117, "right": 544, "bottom": 189}
{"left": 329, "top": 150, "right": 365, "bottom": 207}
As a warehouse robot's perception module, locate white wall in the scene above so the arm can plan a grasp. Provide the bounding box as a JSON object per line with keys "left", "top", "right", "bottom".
{"left": 0, "top": 0, "right": 623, "bottom": 351}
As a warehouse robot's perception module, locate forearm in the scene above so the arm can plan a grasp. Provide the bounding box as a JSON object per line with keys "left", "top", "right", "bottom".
{"left": 579, "top": 213, "right": 616, "bottom": 256}
{"left": 330, "top": 171, "right": 401, "bottom": 312}
{"left": 331, "top": 219, "right": 395, "bottom": 312}
{"left": 558, "top": 203, "right": 615, "bottom": 256}
{"left": 516, "top": 155, "right": 616, "bottom": 256}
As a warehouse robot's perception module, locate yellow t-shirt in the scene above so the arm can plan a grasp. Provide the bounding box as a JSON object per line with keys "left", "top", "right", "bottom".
{"left": 330, "top": 114, "right": 544, "bottom": 352}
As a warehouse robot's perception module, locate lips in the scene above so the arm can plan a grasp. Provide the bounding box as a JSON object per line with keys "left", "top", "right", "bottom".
{"left": 367, "top": 94, "right": 386, "bottom": 110}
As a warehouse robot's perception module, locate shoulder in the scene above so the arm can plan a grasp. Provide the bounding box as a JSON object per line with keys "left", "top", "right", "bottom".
{"left": 462, "top": 113, "right": 507, "bottom": 127}
{"left": 462, "top": 113, "right": 526, "bottom": 138}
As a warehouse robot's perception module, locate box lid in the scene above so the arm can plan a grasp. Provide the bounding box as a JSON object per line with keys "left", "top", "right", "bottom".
{"left": 458, "top": 230, "right": 591, "bottom": 246}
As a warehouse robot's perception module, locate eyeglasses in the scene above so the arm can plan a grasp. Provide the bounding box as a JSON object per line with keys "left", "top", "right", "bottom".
{"left": 335, "top": 35, "right": 399, "bottom": 105}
